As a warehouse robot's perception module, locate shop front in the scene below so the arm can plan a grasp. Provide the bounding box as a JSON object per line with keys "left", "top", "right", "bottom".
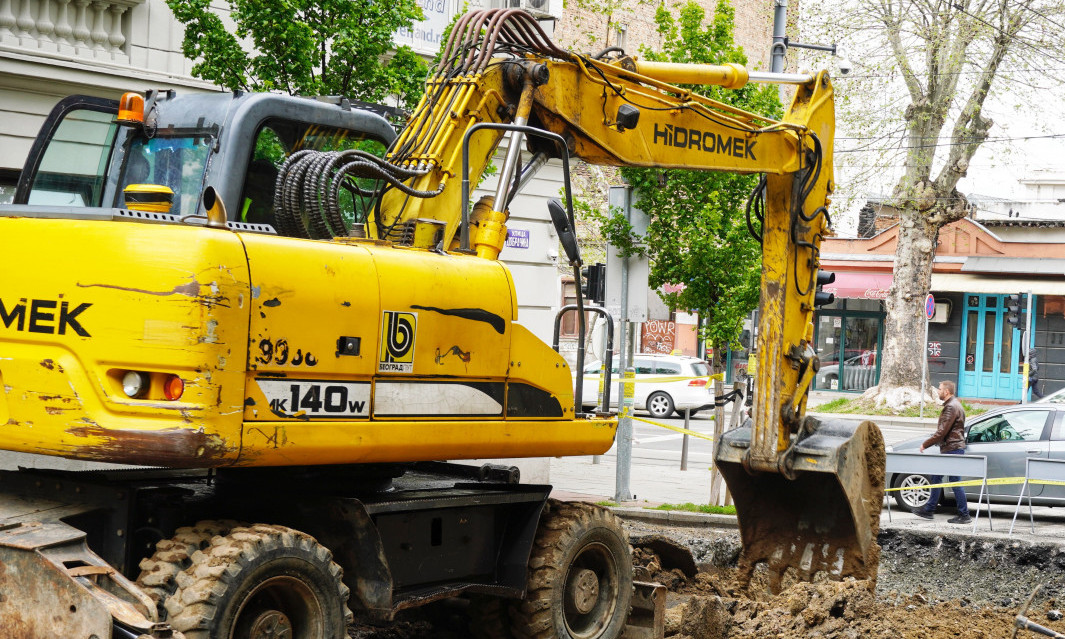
{"left": 820, "top": 217, "right": 1065, "bottom": 401}
{"left": 812, "top": 298, "right": 885, "bottom": 392}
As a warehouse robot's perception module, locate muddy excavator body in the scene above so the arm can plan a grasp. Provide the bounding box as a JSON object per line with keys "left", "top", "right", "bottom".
{"left": 0, "top": 8, "right": 883, "bottom": 636}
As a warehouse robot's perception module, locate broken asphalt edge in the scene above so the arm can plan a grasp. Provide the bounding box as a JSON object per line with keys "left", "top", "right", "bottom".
{"left": 610, "top": 506, "right": 740, "bottom": 528}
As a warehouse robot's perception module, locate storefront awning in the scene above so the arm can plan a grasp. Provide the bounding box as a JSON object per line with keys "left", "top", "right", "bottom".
{"left": 822, "top": 272, "right": 893, "bottom": 300}
{"left": 930, "top": 272, "right": 1065, "bottom": 295}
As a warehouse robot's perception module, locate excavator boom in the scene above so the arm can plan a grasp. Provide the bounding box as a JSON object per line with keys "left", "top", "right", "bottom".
{"left": 372, "top": 9, "right": 884, "bottom": 587}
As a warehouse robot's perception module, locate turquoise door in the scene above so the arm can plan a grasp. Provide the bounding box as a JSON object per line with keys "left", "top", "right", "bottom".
{"left": 958, "top": 294, "right": 1024, "bottom": 400}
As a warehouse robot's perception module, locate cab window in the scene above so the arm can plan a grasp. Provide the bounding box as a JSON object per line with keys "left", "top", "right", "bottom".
{"left": 240, "top": 120, "right": 388, "bottom": 234}
{"left": 118, "top": 135, "right": 212, "bottom": 218}
{"left": 634, "top": 359, "right": 654, "bottom": 375}
{"left": 26, "top": 108, "right": 117, "bottom": 207}
{"left": 967, "top": 410, "right": 1049, "bottom": 443}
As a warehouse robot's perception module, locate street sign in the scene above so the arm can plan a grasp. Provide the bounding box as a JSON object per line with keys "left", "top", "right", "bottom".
{"left": 925, "top": 294, "right": 936, "bottom": 320}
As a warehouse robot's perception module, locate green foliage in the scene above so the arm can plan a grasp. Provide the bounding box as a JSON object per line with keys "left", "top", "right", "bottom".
{"left": 648, "top": 502, "right": 737, "bottom": 515}
{"left": 167, "top": 0, "right": 429, "bottom": 110}
{"left": 615, "top": 0, "right": 782, "bottom": 351}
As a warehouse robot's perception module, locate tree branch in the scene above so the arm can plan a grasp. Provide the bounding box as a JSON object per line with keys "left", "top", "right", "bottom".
{"left": 934, "top": 0, "right": 1028, "bottom": 194}
{"left": 876, "top": 0, "right": 927, "bottom": 103}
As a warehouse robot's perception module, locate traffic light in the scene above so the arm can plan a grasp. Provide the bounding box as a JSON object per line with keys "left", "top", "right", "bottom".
{"left": 814, "top": 270, "right": 835, "bottom": 308}
{"left": 580, "top": 263, "right": 606, "bottom": 305}
{"left": 1007, "top": 293, "right": 1025, "bottom": 329}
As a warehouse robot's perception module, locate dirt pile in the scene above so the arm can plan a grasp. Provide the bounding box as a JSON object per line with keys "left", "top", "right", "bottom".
{"left": 632, "top": 524, "right": 1065, "bottom": 639}
{"left": 664, "top": 575, "right": 1065, "bottom": 639}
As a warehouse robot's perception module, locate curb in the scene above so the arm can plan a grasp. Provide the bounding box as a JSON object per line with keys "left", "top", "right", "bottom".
{"left": 808, "top": 411, "right": 937, "bottom": 428}
{"left": 610, "top": 506, "right": 739, "bottom": 528}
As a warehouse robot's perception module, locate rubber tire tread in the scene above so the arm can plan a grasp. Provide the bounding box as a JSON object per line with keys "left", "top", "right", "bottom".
{"left": 509, "top": 500, "right": 633, "bottom": 639}
{"left": 136, "top": 520, "right": 243, "bottom": 619}
{"left": 164, "top": 523, "right": 353, "bottom": 639}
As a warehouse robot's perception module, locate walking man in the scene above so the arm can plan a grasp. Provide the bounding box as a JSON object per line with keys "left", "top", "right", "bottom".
{"left": 914, "top": 380, "right": 971, "bottom": 524}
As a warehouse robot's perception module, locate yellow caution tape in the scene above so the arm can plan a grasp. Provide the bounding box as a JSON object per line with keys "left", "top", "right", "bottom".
{"left": 885, "top": 477, "right": 1065, "bottom": 492}
{"left": 631, "top": 415, "right": 715, "bottom": 441}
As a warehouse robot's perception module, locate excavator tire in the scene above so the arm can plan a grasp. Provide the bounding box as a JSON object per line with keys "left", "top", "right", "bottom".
{"left": 136, "top": 520, "right": 243, "bottom": 619}
{"left": 510, "top": 501, "right": 633, "bottom": 639}
{"left": 163, "top": 523, "right": 353, "bottom": 639}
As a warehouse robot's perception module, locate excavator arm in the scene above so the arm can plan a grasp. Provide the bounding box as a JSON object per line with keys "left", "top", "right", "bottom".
{"left": 370, "top": 8, "right": 884, "bottom": 589}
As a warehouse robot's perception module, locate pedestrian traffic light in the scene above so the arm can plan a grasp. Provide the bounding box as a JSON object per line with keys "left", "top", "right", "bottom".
{"left": 814, "top": 270, "right": 835, "bottom": 307}
{"left": 1006, "top": 293, "right": 1025, "bottom": 329}
{"left": 580, "top": 263, "right": 606, "bottom": 305}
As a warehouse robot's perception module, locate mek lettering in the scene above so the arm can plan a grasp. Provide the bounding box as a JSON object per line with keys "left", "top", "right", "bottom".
{"left": 653, "top": 123, "right": 757, "bottom": 161}
{"left": 0, "top": 298, "right": 91, "bottom": 336}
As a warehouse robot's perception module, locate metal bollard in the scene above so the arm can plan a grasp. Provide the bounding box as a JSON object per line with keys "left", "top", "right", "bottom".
{"left": 680, "top": 407, "right": 690, "bottom": 471}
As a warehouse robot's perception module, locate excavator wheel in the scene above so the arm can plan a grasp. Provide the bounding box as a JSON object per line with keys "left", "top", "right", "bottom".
{"left": 163, "top": 523, "right": 353, "bottom": 639}
{"left": 510, "top": 501, "right": 633, "bottom": 639}
{"left": 136, "top": 519, "right": 243, "bottom": 619}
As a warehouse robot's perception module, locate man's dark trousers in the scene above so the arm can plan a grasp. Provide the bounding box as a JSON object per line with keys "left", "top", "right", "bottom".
{"left": 920, "top": 448, "right": 969, "bottom": 516}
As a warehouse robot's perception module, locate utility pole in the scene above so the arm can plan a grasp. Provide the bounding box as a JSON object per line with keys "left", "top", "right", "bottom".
{"left": 610, "top": 186, "right": 634, "bottom": 503}
{"left": 1024, "top": 290, "right": 1034, "bottom": 403}
{"left": 771, "top": 0, "right": 788, "bottom": 73}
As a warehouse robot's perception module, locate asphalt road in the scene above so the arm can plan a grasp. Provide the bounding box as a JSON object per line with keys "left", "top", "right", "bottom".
{"left": 623, "top": 411, "right": 924, "bottom": 461}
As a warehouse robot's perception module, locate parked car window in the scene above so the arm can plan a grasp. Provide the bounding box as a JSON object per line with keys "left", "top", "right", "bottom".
{"left": 690, "top": 361, "right": 710, "bottom": 376}
{"left": 634, "top": 358, "right": 654, "bottom": 374}
{"left": 967, "top": 410, "right": 1049, "bottom": 443}
{"left": 1050, "top": 413, "right": 1065, "bottom": 441}
{"left": 656, "top": 362, "right": 681, "bottom": 375}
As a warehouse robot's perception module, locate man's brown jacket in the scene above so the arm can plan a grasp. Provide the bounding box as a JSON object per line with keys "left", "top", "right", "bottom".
{"left": 923, "top": 395, "right": 966, "bottom": 453}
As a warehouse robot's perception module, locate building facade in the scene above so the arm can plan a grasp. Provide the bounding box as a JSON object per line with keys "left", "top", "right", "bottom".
{"left": 819, "top": 216, "right": 1065, "bottom": 401}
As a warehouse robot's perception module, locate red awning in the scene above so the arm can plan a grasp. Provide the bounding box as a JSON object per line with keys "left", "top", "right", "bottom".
{"left": 822, "top": 272, "right": 892, "bottom": 300}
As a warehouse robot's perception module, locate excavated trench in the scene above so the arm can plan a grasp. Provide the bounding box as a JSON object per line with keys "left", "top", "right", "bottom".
{"left": 634, "top": 524, "right": 1065, "bottom": 639}
{"left": 348, "top": 523, "right": 1065, "bottom": 638}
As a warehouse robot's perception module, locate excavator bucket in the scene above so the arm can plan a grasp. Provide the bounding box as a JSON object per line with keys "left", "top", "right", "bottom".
{"left": 715, "top": 417, "right": 885, "bottom": 592}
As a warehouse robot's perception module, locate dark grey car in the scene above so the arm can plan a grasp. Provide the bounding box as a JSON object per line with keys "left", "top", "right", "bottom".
{"left": 886, "top": 404, "right": 1065, "bottom": 510}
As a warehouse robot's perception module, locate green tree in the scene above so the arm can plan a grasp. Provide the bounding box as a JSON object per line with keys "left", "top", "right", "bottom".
{"left": 803, "top": 0, "right": 1065, "bottom": 406}
{"left": 167, "top": 0, "right": 428, "bottom": 109}
{"left": 599, "top": 0, "right": 781, "bottom": 354}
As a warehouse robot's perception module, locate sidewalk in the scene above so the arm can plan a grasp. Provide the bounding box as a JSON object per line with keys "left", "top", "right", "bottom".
{"left": 549, "top": 449, "right": 715, "bottom": 506}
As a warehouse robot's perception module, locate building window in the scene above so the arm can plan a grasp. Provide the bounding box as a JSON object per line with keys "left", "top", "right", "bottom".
{"left": 614, "top": 24, "right": 627, "bottom": 50}
{"left": 813, "top": 305, "right": 885, "bottom": 392}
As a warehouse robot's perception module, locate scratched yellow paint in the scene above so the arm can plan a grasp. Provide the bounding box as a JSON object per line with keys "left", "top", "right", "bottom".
{"left": 0, "top": 218, "right": 616, "bottom": 467}
{"left": 0, "top": 219, "right": 250, "bottom": 466}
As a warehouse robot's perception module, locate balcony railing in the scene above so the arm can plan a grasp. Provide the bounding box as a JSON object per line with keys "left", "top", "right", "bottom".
{"left": 0, "top": 0, "right": 144, "bottom": 64}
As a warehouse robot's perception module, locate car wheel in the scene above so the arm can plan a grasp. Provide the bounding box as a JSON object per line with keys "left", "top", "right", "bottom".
{"left": 893, "top": 474, "right": 932, "bottom": 510}
{"left": 646, "top": 392, "right": 674, "bottom": 419}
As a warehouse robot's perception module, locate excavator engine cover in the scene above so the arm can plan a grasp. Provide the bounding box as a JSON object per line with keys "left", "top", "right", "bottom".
{"left": 716, "top": 417, "right": 884, "bottom": 592}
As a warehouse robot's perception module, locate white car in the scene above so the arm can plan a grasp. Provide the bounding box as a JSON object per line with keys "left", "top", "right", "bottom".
{"left": 578, "top": 354, "right": 714, "bottom": 418}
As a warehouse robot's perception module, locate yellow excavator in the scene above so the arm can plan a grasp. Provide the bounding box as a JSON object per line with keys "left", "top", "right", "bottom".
{"left": 0, "top": 9, "right": 882, "bottom": 638}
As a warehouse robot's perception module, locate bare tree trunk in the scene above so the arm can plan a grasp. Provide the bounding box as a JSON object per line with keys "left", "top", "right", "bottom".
{"left": 878, "top": 212, "right": 938, "bottom": 395}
